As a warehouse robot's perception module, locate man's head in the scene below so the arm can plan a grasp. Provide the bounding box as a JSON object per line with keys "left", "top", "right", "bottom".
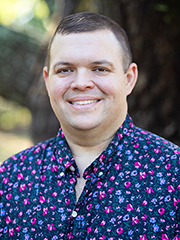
{"left": 43, "top": 12, "right": 138, "bottom": 140}
{"left": 46, "top": 12, "right": 132, "bottom": 73}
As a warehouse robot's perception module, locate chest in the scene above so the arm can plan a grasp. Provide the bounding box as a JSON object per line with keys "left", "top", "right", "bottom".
{"left": 75, "top": 177, "right": 86, "bottom": 202}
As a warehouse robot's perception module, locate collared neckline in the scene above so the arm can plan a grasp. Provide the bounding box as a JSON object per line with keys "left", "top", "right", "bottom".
{"left": 55, "top": 114, "right": 134, "bottom": 180}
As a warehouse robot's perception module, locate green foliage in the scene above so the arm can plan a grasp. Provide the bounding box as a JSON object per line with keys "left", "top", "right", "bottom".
{"left": 0, "top": 25, "right": 39, "bottom": 104}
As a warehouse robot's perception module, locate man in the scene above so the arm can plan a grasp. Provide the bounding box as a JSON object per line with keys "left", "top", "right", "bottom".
{"left": 0, "top": 12, "right": 180, "bottom": 240}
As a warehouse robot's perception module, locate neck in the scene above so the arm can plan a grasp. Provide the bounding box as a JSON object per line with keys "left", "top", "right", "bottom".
{"left": 61, "top": 115, "right": 126, "bottom": 177}
{"left": 65, "top": 133, "right": 114, "bottom": 177}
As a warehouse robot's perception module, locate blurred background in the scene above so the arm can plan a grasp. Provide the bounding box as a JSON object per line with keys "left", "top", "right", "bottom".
{"left": 0, "top": 0, "right": 180, "bottom": 163}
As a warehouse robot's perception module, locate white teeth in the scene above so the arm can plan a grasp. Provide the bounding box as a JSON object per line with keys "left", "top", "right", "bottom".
{"left": 71, "top": 100, "right": 98, "bottom": 105}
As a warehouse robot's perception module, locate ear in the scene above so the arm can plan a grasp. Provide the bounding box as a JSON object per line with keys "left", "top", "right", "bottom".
{"left": 125, "top": 63, "right": 138, "bottom": 96}
{"left": 43, "top": 66, "right": 49, "bottom": 91}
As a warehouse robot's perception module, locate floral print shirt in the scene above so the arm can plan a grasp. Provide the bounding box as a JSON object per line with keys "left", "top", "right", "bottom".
{"left": 0, "top": 114, "right": 180, "bottom": 240}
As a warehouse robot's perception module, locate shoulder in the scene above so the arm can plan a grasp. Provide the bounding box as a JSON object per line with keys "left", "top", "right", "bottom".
{"left": 130, "top": 125, "right": 180, "bottom": 168}
{"left": 0, "top": 136, "right": 57, "bottom": 181}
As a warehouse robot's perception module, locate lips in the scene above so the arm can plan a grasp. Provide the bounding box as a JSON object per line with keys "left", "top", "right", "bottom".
{"left": 70, "top": 100, "right": 99, "bottom": 105}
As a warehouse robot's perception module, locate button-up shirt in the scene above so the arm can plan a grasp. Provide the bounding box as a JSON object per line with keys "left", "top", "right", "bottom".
{"left": 0, "top": 114, "right": 180, "bottom": 239}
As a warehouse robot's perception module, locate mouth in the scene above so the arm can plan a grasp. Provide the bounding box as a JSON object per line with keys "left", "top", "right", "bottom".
{"left": 70, "top": 99, "right": 100, "bottom": 106}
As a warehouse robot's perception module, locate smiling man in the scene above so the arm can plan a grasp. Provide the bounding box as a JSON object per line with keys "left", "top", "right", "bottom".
{"left": 0, "top": 12, "right": 180, "bottom": 239}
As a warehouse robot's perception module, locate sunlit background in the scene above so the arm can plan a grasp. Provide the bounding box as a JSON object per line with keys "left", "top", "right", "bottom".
{"left": 0, "top": 0, "right": 180, "bottom": 163}
{"left": 0, "top": 0, "right": 51, "bottom": 162}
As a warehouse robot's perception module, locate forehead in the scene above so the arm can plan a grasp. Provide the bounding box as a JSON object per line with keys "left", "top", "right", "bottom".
{"left": 51, "top": 30, "right": 121, "bottom": 53}
{"left": 50, "top": 30, "right": 123, "bottom": 60}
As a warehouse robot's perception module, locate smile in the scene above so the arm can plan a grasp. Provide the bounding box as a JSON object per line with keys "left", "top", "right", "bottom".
{"left": 70, "top": 100, "right": 99, "bottom": 105}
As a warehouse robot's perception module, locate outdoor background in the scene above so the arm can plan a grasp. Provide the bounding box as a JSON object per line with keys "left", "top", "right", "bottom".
{"left": 0, "top": 0, "right": 180, "bottom": 163}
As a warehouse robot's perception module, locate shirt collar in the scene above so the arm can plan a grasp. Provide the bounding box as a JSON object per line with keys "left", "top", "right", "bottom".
{"left": 55, "top": 114, "right": 134, "bottom": 180}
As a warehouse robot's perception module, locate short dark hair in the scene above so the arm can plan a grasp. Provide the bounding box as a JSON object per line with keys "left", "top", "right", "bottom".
{"left": 46, "top": 12, "right": 132, "bottom": 73}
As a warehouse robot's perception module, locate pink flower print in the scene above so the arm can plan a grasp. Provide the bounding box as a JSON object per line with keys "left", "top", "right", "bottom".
{"left": 65, "top": 198, "right": 70, "bottom": 205}
{"left": 19, "top": 184, "right": 26, "bottom": 192}
{"left": 28, "top": 181, "right": 33, "bottom": 187}
{"left": 154, "top": 148, "right": 162, "bottom": 153}
{"left": 18, "top": 211, "right": 23, "bottom": 217}
{"left": 37, "top": 159, "right": 42, "bottom": 165}
{"left": 149, "top": 169, "right": 154, "bottom": 175}
{"left": 100, "top": 220, "right": 106, "bottom": 226}
{"left": 17, "top": 173, "right": 24, "bottom": 180}
{"left": 3, "top": 177, "right": 9, "bottom": 184}
{"left": 127, "top": 204, "right": 134, "bottom": 212}
{"left": 40, "top": 175, "right": 46, "bottom": 181}
{"left": 16, "top": 225, "right": 21, "bottom": 231}
{"left": 39, "top": 196, "right": 46, "bottom": 203}
{"left": 9, "top": 228, "right": 14, "bottom": 237}
{"left": 0, "top": 165, "right": 5, "bottom": 173}
{"left": 57, "top": 180, "right": 63, "bottom": 186}
{"left": 135, "top": 162, "right": 142, "bottom": 168}
{"left": 132, "top": 216, "right": 139, "bottom": 225}
{"left": 117, "top": 227, "right": 123, "bottom": 235}
{"left": 172, "top": 235, "right": 180, "bottom": 240}
{"left": 168, "top": 185, "right": 175, "bottom": 192}
{"left": 23, "top": 198, "right": 30, "bottom": 205}
{"left": 43, "top": 207, "right": 48, "bottom": 216}
{"left": 165, "top": 163, "right": 171, "bottom": 170}
{"left": 6, "top": 216, "right": 11, "bottom": 224}
{"left": 97, "top": 182, "right": 102, "bottom": 189}
{"left": 124, "top": 181, "right": 131, "bottom": 188}
{"left": 52, "top": 192, "right": 57, "bottom": 197}
{"left": 70, "top": 178, "right": 76, "bottom": 184}
{"left": 146, "top": 187, "right": 154, "bottom": 194}
{"left": 31, "top": 217, "right": 36, "bottom": 225}
{"left": 87, "top": 204, "right": 92, "bottom": 210}
{"left": 31, "top": 170, "right": 36, "bottom": 174}
{"left": 141, "top": 214, "right": 147, "bottom": 221}
{"left": 158, "top": 208, "right": 165, "bottom": 215}
{"left": 34, "top": 147, "right": 41, "bottom": 153}
{"left": 161, "top": 234, "right": 169, "bottom": 240}
{"left": 140, "top": 234, "right": 148, "bottom": 240}
{"left": 99, "top": 236, "right": 105, "bottom": 240}
{"left": 52, "top": 165, "right": 58, "bottom": 172}
{"left": 177, "top": 185, "right": 180, "bottom": 189}
{"left": 105, "top": 206, "right": 113, "bottom": 213}
{"left": 99, "top": 191, "right": 106, "bottom": 199}
{"left": 173, "top": 198, "right": 180, "bottom": 207}
{"left": 108, "top": 187, "right": 113, "bottom": 193}
{"left": 118, "top": 133, "right": 123, "bottom": 140}
{"left": 140, "top": 172, "right": 147, "bottom": 179}
{"left": 110, "top": 176, "right": 115, "bottom": 181}
{"left": 87, "top": 227, "right": 92, "bottom": 233}
{"left": 47, "top": 223, "right": 56, "bottom": 231}
{"left": 6, "top": 193, "right": 12, "bottom": 200}
{"left": 142, "top": 200, "right": 148, "bottom": 205}
{"left": 133, "top": 143, "right": 139, "bottom": 148}
{"left": 0, "top": 190, "right": 3, "bottom": 196}
{"left": 115, "top": 163, "right": 122, "bottom": 170}
{"left": 50, "top": 205, "right": 56, "bottom": 210}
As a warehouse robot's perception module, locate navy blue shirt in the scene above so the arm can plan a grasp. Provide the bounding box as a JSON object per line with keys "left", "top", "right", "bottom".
{"left": 0, "top": 115, "right": 180, "bottom": 239}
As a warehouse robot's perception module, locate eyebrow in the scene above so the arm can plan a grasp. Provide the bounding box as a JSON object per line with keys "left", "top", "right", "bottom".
{"left": 90, "top": 60, "right": 114, "bottom": 67}
{"left": 53, "top": 61, "right": 72, "bottom": 69}
{"left": 53, "top": 60, "right": 114, "bottom": 69}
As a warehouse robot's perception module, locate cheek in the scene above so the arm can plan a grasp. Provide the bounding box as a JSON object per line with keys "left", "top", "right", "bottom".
{"left": 48, "top": 80, "right": 69, "bottom": 99}
{"left": 97, "top": 79, "right": 123, "bottom": 97}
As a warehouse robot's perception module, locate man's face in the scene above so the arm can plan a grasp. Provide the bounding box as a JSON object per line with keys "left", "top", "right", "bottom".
{"left": 44, "top": 30, "right": 137, "bottom": 134}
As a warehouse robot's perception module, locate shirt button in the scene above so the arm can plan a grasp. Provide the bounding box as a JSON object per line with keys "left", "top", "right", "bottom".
{"left": 69, "top": 166, "right": 75, "bottom": 172}
{"left": 71, "top": 210, "right": 77, "bottom": 218}
{"left": 98, "top": 171, "right": 103, "bottom": 177}
{"left": 59, "top": 172, "right": 65, "bottom": 177}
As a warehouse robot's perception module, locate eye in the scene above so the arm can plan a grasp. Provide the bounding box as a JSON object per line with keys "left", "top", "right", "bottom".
{"left": 93, "top": 67, "right": 108, "bottom": 72}
{"left": 57, "top": 68, "right": 73, "bottom": 74}
{"left": 92, "top": 67, "right": 110, "bottom": 75}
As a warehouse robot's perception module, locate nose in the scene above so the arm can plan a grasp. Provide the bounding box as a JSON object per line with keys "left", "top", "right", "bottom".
{"left": 70, "top": 69, "right": 95, "bottom": 91}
